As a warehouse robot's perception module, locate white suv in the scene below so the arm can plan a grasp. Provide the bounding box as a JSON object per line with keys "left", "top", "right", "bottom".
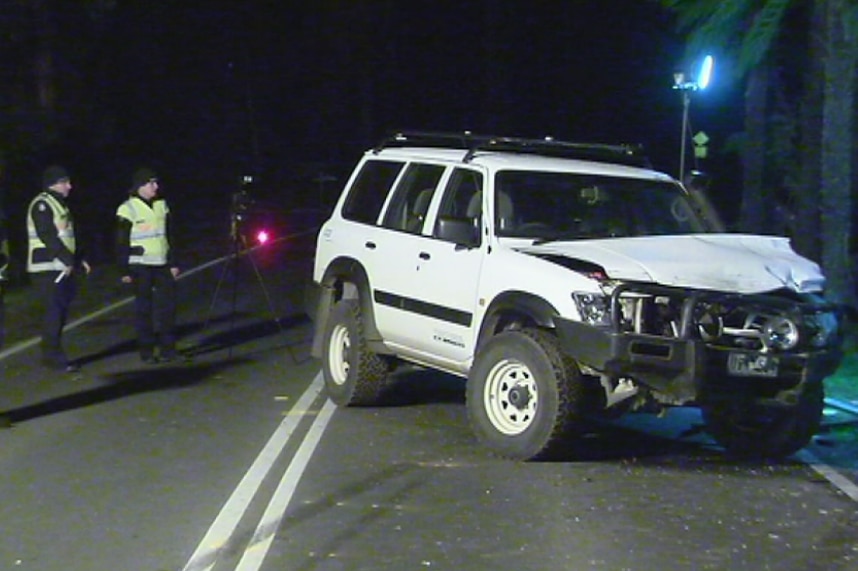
{"left": 309, "top": 132, "right": 843, "bottom": 460}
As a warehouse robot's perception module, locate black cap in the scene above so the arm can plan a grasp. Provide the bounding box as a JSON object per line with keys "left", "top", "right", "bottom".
{"left": 42, "top": 165, "right": 70, "bottom": 189}
{"left": 131, "top": 167, "right": 158, "bottom": 190}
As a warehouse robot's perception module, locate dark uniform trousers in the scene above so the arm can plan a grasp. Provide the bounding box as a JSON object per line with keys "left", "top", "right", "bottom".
{"left": 31, "top": 270, "right": 77, "bottom": 365}
{"left": 131, "top": 264, "right": 177, "bottom": 355}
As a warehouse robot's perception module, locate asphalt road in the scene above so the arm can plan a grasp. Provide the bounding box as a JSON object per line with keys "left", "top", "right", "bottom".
{"left": 1, "top": 234, "right": 858, "bottom": 571}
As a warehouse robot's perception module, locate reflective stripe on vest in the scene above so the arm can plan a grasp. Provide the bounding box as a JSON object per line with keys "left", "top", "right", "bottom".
{"left": 116, "top": 196, "right": 170, "bottom": 265}
{"left": 27, "top": 192, "right": 75, "bottom": 273}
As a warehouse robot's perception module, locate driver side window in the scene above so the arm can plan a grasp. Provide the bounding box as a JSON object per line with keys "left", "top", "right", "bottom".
{"left": 434, "top": 168, "right": 484, "bottom": 245}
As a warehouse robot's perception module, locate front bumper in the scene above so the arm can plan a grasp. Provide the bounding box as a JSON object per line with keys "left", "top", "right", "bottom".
{"left": 555, "top": 283, "right": 844, "bottom": 406}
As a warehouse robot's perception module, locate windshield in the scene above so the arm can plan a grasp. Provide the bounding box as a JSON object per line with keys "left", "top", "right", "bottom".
{"left": 494, "top": 170, "right": 710, "bottom": 241}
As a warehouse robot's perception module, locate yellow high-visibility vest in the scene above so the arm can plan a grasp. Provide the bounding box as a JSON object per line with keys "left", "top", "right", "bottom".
{"left": 116, "top": 196, "right": 170, "bottom": 265}
{"left": 27, "top": 192, "right": 75, "bottom": 273}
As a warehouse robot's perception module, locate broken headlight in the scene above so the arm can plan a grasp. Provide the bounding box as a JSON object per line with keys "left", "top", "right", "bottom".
{"left": 762, "top": 316, "right": 799, "bottom": 351}
{"left": 572, "top": 292, "right": 611, "bottom": 326}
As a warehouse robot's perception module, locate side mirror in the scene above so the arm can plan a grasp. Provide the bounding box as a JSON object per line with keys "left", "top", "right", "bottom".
{"left": 435, "top": 216, "right": 480, "bottom": 248}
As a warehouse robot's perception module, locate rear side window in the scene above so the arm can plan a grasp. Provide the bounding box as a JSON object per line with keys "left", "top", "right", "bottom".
{"left": 381, "top": 163, "right": 445, "bottom": 233}
{"left": 342, "top": 160, "right": 404, "bottom": 224}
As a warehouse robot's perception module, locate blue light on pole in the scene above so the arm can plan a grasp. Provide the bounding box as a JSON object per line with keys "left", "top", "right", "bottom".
{"left": 698, "top": 55, "right": 713, "bottom": 89}
{"left": 673, "top": 55, "right": 714, "bottom": 181}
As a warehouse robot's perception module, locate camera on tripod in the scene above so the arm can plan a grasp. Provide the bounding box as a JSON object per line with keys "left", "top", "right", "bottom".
{"left": 231, "top": 175, "right": 256, "bottom": 217}
{"left": 204, "top": 172, "right": 283, "bottom": 355}
{"left": 230, "top": 175, "right": 256, "bottom": 243}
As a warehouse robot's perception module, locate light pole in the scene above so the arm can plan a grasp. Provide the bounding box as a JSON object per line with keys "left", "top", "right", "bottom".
{"left": 673, "top": 55, "right": 713, "bottom": 181}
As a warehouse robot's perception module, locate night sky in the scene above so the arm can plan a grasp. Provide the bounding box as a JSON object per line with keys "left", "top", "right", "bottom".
{"left": 92, "top": 2, "right": 742, "bottom": 185}
{"left": 3, "top": 1, "right": 746, "bottom": 246}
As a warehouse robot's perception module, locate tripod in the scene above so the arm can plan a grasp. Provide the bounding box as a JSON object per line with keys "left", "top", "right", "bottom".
{"left": 203, "top": 209, "right": 283, "bottom": 357}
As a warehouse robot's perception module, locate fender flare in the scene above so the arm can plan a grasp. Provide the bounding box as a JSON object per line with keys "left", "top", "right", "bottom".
{"left": 311, "top": 257, "right": 383, "bottom": 357}
{"left": 475, "top": 290, "right": 559, "bottom": 352}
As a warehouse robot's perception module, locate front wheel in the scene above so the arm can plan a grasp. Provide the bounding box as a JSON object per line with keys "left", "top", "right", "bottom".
{"left": 702, "top": 383, "right": 824, "bottom": 459}
{"left": 466, "top": 328, "right": 591, "bottom": 460}
{"left": 321, "top": 299, "right": 389, "bottom": 406}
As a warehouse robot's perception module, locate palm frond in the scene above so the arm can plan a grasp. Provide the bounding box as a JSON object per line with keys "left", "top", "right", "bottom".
{"left": 659, "top": 0, "right": 726, "bottom": 31}
{"left": 738, "top": 0, "right": 792, "bottom": 70}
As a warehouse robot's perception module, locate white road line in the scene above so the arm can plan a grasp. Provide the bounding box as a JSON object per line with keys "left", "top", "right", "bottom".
{"left": 0, "top": 295, "right": 131, "bottom": 361}
{"left": 181, "top": 372, "right": 326, "bottom": 571}
{"left": 235, "top": 399, "right": 337, "bottom": 571}
{"left": 796, "top": 449, "right": 858, "bottom": 503}
{"left": 0, "top": 230, "right": 317, "bottom": 362}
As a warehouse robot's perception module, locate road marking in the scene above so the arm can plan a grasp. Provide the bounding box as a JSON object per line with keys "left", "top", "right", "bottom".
{"left": 181, "top": 372, "right": 326, "bottom": 571}
{"left": 796, "top": 449, "right": 858, "bottom": 503}
{"left": 0, "top": 294, "right": 135, "bottom": 361}
{"left": 236, "top": 398, "right": 337, "bottom": 571}
{"left": 0, "top": 230, "right": 317, "bottom": 363}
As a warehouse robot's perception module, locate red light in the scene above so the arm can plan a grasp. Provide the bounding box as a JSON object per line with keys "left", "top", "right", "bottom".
{"left": 256, "top": 229, "right": 270, "bottom": 245}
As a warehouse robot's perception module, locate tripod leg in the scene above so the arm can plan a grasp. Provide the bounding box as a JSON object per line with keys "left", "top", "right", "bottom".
{"left": 245, "top": 249, "right": 283, "bottom": 332}
{"left": 194, "top": 238, "right": 241, "bottom": 358}
{"left": 203, "top": 250, "right": 235, "bottom": 331}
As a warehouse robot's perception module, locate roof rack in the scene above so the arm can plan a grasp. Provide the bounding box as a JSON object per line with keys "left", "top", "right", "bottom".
{"left": 373, "top": 130, "right": 651, "bottom": 168}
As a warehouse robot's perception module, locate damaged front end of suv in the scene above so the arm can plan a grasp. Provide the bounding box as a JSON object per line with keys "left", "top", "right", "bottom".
{"left": 494, "top": 166, "right": 844, "bottom": 458}
{"left": 547, "top": 240, "right": 843, "bottom": 458}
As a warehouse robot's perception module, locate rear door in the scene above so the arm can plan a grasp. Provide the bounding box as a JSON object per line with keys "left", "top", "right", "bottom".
{"left": 364, "top": 162, "right": 448, "bottom": 347}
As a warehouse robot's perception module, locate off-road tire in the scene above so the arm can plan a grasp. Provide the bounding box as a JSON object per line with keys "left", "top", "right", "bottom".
{"left": 702, "top": 382, "right": 824, "bottom": 459}
{"left": 322, "top": 299, "right": 389, "bottom": 406}
{"left": 466, "top": 328, "right": 590, "bottom": 460}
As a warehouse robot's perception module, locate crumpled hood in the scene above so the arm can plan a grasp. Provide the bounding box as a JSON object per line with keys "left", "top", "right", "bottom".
{"left": 517, "top": 234, "right": 825, "bottom": 294}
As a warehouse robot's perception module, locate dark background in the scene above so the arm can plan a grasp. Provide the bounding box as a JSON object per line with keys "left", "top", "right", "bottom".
{"left": 1, "top": 1, "right": 745, "bottom": 267}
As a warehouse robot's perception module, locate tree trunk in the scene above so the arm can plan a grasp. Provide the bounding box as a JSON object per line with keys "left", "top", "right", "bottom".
{"left": 739, "top": 64, "right": 769, "bottom": 232}
{"left": 818, "top": 0, "right": 857, "bottom": 307}
{"left": 792, "top": 0, "right": 825, "bottom": 262}
{"left": 30, "top": 1, "right": 58, "bottom": 118}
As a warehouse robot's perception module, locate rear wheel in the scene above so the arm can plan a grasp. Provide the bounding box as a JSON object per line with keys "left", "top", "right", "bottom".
{"left": 466, "top": 328, "right": 591, "bottom": 460}
{"left": 702, "top": 383, "right": 824, "bottom": 459}
{"left": 322, "top": 299, "right": 389, "bottom": 406}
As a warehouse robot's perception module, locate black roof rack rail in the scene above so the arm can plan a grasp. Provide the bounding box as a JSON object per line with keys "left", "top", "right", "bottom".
{"left": 373, "top": 130, "right": 652, "bottom": 168}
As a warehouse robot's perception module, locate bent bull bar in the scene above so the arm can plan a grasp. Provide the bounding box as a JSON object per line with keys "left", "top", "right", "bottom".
{"left": 556, "top": 282, "right": 843, "bottom": 404}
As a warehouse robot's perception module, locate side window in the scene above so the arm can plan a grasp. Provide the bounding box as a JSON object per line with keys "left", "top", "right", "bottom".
{"left": 342, "top": 160, "right": 404, "bottom": 224}
{"left": 380, "top": 163, "right": 445, "bottom": 233}
{"left": 434, "top": 168, "right": 484, "bottom": 244}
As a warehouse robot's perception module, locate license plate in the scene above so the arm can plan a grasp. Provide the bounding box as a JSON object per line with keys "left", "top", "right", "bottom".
{"left": 727, "top": 352, "right": 779, "bottom": 377}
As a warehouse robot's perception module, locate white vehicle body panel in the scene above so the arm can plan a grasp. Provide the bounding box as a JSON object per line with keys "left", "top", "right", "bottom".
{"left": 516, "top": 234, "right": 825, "bottom": 294}
{"left": 479, "top": 241, "right": 593, "bottom": 312}
{"left": 371, "top": 232, "right": 485, "bottom": 367}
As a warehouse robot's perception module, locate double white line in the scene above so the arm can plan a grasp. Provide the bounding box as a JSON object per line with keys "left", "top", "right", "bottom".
{"left": 181, "top": 372, "right": 334, "bottom": 571}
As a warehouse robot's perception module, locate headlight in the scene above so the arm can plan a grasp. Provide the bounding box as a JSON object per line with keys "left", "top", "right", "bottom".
{"left": 763, "top": 316, "right": 799, "bottom": 350}
{"left": 572, "top": 292, "right": 611, "bottom": 326}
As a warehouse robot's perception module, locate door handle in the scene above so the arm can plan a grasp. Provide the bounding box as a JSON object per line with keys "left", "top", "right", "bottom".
{"left": 418, "top": 252, "right": 430, "bottom": 260}
{"left": 365, "top": 241, "right": 377, "bottom": 250}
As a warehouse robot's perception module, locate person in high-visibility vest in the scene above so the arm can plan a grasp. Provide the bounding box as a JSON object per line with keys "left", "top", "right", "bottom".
{"left": 115, "top": 167, "right": 180, "bottom": 364}
{"left": 27, "top": 165, "right": 91, "bottom": 372}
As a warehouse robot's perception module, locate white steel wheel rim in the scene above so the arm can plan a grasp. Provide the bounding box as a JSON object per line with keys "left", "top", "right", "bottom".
{"left": 328, "top": 324, "right": 351, "bottom": 386}
{"left": 483, "top": 359, "right": 538, "bottom": 435}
